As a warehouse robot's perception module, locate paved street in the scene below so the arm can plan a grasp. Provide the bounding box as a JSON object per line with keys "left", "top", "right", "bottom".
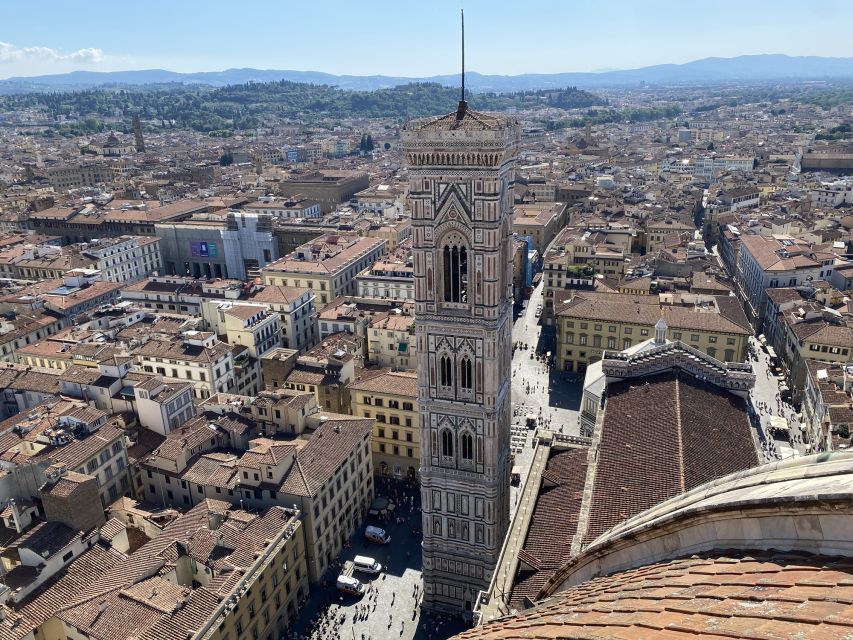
{"left": 746, "top": 336, "right": 810, "bottom": 460}
{"left": 290, "top": 477, "right": 466, "bottom": 640}
{"left": 509, "top": 281, "right": 583, "bottom": 512}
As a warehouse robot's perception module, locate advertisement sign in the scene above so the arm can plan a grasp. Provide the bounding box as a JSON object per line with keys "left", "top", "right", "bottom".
{"left": 190, "top": 241, "right": 218, "bottom": 258}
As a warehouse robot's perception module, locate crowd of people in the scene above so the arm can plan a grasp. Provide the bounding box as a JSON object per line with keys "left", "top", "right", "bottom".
{"left": 748, "top": 341, "right": 810, "bottom": 462}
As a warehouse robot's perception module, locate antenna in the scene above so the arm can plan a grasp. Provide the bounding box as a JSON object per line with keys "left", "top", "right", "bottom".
{"left": 457, "top": 8, "right": 468, "bottom": 119}
{"left": 461, "top": 8, "right": 465, "bottom": 102}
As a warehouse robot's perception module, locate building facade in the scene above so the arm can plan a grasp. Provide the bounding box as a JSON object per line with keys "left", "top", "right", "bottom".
{"left": 403, "top": 102, "right": 519, "bottom": 614}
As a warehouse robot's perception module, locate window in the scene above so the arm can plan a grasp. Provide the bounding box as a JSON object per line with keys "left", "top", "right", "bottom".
{"left": 460, "top": 432, "right": 473, "bottom": 461}
{"left": 460, "top": 356, "right": 473, "bottom": 390}
{"left": 442, "top": 243, "right": 468, "bottom": 303}
{"left": 441, "top": 429, "right": 454, "bottom": 458}
{"left": 439, "top": 355, "right": 453, "bottom": 387}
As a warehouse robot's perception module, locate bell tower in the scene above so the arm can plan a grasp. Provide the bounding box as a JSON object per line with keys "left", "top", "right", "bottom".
{"left": 402, "top": 28, "right": 519, "bottom": 611}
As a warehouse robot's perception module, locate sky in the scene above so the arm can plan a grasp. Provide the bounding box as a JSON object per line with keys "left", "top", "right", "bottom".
{"left": 1, "top": 0, "right": 852, "bottom": 79}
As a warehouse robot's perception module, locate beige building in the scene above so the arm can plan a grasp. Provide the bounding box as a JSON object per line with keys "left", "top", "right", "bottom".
{"left": 202, "top": 302, "right": 282, "bottom": 358}
{"left": 542, "top": 228, "right": 626, "bottom": 325}
{"left": 135, "top": 331, "right": 235, "bottom": 399}
{"left": 0, "top": 499, "right": 310, "bottom": 640}
{"left": 249, "top": 284, "right": 316, "bottom": 351}
{"left": 364, "top": 218, "right": 412, "bottom": 252}
{"left": 349, "top": 370, "right": 419, "bottom": 479}
{"left": 277, "top": 170, "right": 369, "bottom": 214}
{"left": 355, "top": 244, "right": 415, "bottom": 301}
{"left": 140, "top": 409, "right": 374, "bottom": 584}
{"left": 555, "top": 291, "right": 752, "bottom": 372}
{"left": 512, "top": 202, "right": 567, "bottom": 252}
{"left": 367, "top": 310, "right": 416, "bottom": 369}
{"left": 261, "top": 234, "right": 386, "bottom": 306}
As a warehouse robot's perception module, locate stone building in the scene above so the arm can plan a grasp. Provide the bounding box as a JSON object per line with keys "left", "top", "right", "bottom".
{"left": 403, "top": 98, "right": 519, "bottom": 614}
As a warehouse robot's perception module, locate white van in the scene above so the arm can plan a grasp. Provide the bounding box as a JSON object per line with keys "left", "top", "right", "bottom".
{"left": 364, "top": 525, "right": 391, "bottom": 544}
{"left": 353, "top": 555, "right": 383, "bottom": 574}
{"left": 336, "top": 574, "right": 365, "bottom": 596}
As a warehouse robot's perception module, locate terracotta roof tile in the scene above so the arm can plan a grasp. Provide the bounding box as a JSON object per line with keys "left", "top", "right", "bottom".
{"left": 458, "top": 552, "right": 853, "bottom": 640}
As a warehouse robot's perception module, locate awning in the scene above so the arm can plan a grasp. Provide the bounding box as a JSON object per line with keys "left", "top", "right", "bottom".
{"left": 769, "top": 416, "right": 789, "bottom": 432}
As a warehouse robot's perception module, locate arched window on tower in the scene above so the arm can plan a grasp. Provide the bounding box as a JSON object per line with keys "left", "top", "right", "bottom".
{"left": 442, "top": 243, "right": 468, "bottom": 303}
{"left": 460, "top": 431, "right": 473, "bottom": 461}
{"left": 460, "top": 356, "right": 473, "bottom": 391}
{"left": 441, "top": 429, "right": 454, "bottom": 458}
{"left": 439, "top": 355, "right": 453, "bottom": 387}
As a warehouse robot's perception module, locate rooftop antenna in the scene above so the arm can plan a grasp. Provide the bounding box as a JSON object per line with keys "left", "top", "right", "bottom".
{"left": 456, "top": 8, "right": 468, "bottom": 119}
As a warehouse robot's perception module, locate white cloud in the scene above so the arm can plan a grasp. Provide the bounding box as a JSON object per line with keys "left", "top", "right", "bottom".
{"left": 0, "top": 41, "right": 104, "bottom": 65}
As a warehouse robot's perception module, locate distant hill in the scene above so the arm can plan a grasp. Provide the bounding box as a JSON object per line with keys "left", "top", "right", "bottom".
{"left": 2, "top": 55, "right": 853, "bottom": 94}
{"left": 0, "top": 82, "right": 607, "bottom": 134}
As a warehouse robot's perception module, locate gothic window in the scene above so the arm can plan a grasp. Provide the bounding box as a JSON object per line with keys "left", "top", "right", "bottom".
{"left": 439, "top": 355, "right": 453, "bottom": 387}
{"left": 460, "top": 431, "right": 473, "bottom": 461}
{"left": 441, "top": 429, "right": 454, "bottom": 458}
{"left": 442, "top": 243, "right": 468, "bottom": 302}
{"left": 460, "top": 356, "right": 473, "bottom": 390}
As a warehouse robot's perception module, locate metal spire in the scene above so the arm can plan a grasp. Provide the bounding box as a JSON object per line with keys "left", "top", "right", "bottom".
{"left": 457, "top": 8, "right": 468, "bottom": 119}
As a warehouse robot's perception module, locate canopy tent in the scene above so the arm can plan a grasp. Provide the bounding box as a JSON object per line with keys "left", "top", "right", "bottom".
{"left": 769, "top": 416, "right": 789, "bottom": 432}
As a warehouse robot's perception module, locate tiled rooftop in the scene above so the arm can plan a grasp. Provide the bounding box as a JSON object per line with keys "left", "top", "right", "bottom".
{"left": 459, "top": 551, "right": 853, "bottom": 640}
{"left": 584, "top": 371, "right": 759, "bottom": 545}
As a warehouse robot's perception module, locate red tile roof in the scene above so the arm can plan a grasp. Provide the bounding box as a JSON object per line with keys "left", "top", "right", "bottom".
{"left": 509, "top": 448, "right": 588, "bottom": 610}
{"left": 457, "top": 551, "right": 853, "bottom": 640}
{"left": 584, "top": 371, "right": 758, "bottom": 545}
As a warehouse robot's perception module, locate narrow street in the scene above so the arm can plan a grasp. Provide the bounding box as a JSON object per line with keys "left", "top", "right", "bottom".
{"left": 508, "top": 281, "right": 583, "bottom": 513}
{"left": 746, "top": 336, "right": 810, "bottom": 460}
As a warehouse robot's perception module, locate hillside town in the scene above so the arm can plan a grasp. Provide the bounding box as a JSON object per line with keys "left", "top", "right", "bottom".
{"left": 0, "top": 42, "right": 852, "bottom": 640}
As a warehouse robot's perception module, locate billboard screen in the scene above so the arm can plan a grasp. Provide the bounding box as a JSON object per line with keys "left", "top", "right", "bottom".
{"left": 190, "top": 241, "right": 217, "bottom": 258}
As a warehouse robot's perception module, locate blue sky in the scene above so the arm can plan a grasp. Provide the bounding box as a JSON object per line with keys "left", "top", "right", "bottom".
{"left": 1, "top": 0, "right": 851, "bottom": 78}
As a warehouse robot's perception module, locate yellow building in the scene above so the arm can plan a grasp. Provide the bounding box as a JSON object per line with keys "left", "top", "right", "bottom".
{"left": 349, "top": 369, "right": 419, "bottom": 480}
{"left": 555, "top": 291, "right": 751, "bottom": 372}
{"left": 261, "top": 234, "right": 386, "bottom": 307}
